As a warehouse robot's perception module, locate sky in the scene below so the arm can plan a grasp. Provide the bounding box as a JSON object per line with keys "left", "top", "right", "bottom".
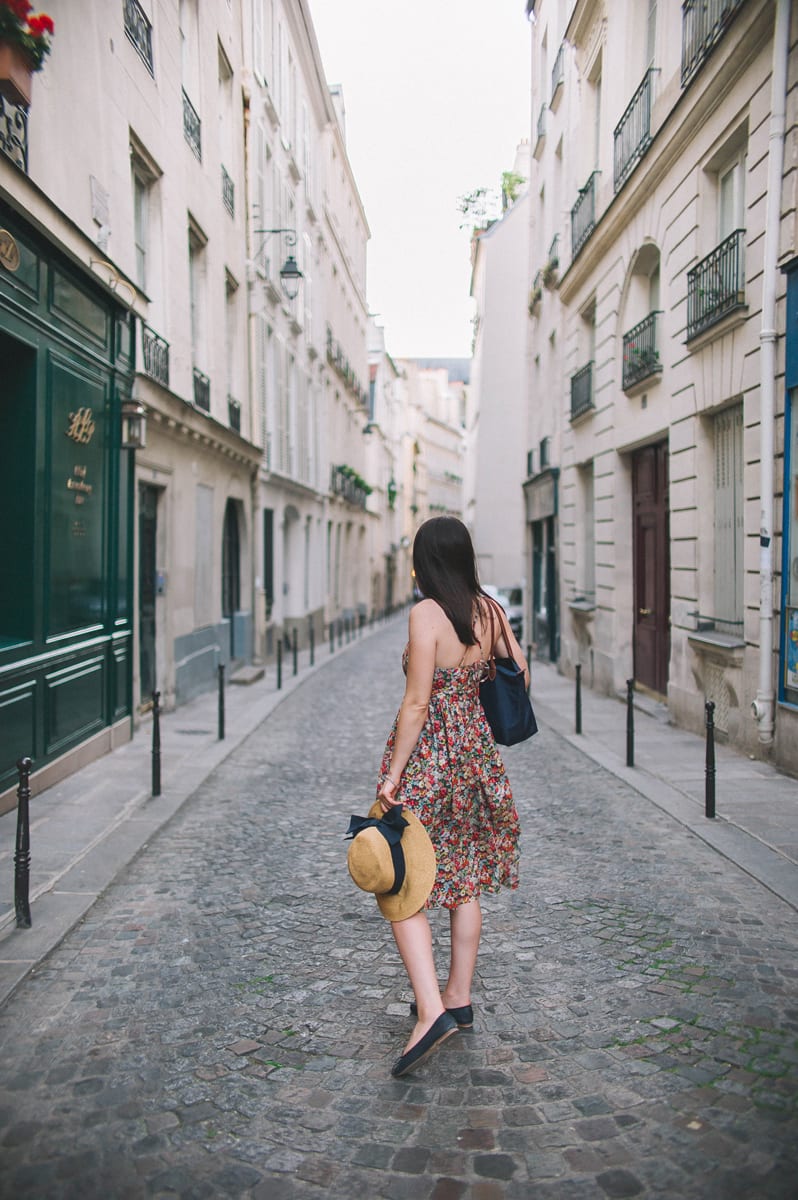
{"left": 309, "top": 1, "right": 532, "bottom": 360}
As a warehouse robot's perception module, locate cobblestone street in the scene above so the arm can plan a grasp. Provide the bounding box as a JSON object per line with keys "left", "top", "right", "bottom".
{"left": 0, "top": 619, "right": 796, "bottom": 1199}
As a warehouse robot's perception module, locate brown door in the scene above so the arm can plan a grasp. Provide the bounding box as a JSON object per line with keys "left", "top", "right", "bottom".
{"left": 632, "top": 442, "right": 670, "bottom": 695}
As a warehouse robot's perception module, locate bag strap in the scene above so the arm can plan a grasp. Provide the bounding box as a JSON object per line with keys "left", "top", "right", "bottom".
{"left": 482, "top": 595, "right": 515, "bottom": 673}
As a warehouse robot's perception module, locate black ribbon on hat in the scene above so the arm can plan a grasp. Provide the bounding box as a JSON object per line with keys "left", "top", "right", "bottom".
{"left": 345, "top": 806, "right": 409, "bottom": 896}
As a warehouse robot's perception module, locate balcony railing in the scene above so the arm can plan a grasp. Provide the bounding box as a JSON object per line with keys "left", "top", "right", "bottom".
{"left": 331, "top": 464, "right": 370, "bottom": 510}
{"left": 141, "top": 324, "right": 170, "bottom": 388}
{"left": 622, "top": 311, "right": 662, "bottom": 391}
{"left": 551, "top": 43, "right": 565, "bottom": 104}
{"left": 570, "top": 361, "right": 595, "bottom": 420}
{"left": 124, "top": 0, "right": 154, "bottom": 75}
{"left": 614, "top": 69, "right": 655, "bottom": 193}
{"left": 221, "top": 165, "right": 234, "bottom": 216}
{"left": 681, "top": 0, "right": 746, "bottom": 88}
{"left": 228, "top": 395, "right": 241, "bottom": 433}
{"left": 537, "top": 103, "right": 546, "bottom": 142}
{"left": 182, "top": 89, "right": 201, "bottom": 161}
{"left": 686, "top": 229, "right": 745, "bottom": 341}
{"left": 0, "top": 95, "right": 27, "bottom": 172}
{"left": 193, "top": 367, "right": 210, "bottom": 411}
{"left": 571, "top": 172, "right": 599, "bottom": 259}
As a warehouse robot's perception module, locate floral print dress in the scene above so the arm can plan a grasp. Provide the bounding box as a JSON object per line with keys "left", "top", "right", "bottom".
{"left": 377, "top": 647, "right": 521, "bottom": 909}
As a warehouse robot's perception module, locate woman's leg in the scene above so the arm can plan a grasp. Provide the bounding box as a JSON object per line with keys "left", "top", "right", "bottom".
{"left": 443, "top": 898, "right": 482, "bottom": 1008}
{"left": 392, "top": 910, "right": 445, "bottom": 1051}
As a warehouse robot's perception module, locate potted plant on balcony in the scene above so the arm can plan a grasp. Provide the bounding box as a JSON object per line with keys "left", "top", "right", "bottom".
{"left": 0, "top": 1, "right": 54, "bottom": 107}
{"left": 542, "top": 255, "right": 559, "bottom": 290}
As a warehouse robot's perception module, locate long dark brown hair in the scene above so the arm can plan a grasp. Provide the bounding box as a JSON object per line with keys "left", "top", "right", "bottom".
{"left": 412, "top": 516, "right": 485, "bottom": 646}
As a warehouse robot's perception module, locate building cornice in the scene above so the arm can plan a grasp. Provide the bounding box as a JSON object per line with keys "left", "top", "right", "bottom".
{"left": 140, "top": 380, "right": 262, "bottom": 470}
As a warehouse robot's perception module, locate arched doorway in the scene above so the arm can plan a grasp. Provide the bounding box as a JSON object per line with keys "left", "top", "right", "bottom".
{"left": 222, "top": 499, "right": 241, "bottom": 660}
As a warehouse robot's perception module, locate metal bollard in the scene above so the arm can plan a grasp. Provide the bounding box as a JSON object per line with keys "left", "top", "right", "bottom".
{"left": 330, "top": 621, "right": 335, "bottom": 655}
{"left": 527, "top": 645, "right": 533, "bottom": 697}
{"left": 309, "top": 620, "right": 315, "bottom": 667}
{"left": 151, "top": 690, "right": 161, "bottom": 797}
{"left": 575, "top": 663, "right": 582, "bottom": 735}
{"left": 705, "top": 700, "right": 716, "bottom": 819}
{"left": 338, "top": 619, "right": 343, "bottom": 650}
{"left": 217, "top": 663, "right": 225, "bottom": 741}
{"left": 277, "top": 641, "right": 283, "bottom": 690}
{"left": 14, "top": 757, "right": 32, "bottom": 929}
{"left": 626, "top": 679, "right": 635, "bottom": 768}
{"left": 292, "top": 627, "right": 298, "bottom": 676}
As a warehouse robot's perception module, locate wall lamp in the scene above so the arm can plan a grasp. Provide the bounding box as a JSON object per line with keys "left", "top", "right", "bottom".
{"left": 253, "top": 227, "right": 304, "bottom": 300}
{"left": 121, "top": 397, "right": 147, "bottom": 450}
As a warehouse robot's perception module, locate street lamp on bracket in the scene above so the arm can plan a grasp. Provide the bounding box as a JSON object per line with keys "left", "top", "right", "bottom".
{"left": 253, "top": 227, "right": 304, "bottom": 300}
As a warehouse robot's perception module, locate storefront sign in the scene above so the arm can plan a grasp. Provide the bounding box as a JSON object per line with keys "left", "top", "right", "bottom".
{"left": 525, "top": 470, "right": 557, "bottom": 523}
{"left": 0, "top": 229, "right": 20, "bottom": 272}
{"left": 66, "top": 407, "right": 96, "bottom": 445}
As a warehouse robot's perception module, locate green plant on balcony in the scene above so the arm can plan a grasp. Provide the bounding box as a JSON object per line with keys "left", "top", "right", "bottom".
{"left": 0, "top": 2, "right": 54, "bottom": 70}
{"left": 542, "top": 257, "right": 559, "bottom": 289}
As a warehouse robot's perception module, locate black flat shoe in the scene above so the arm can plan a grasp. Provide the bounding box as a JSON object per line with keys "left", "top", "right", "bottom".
{"left": 391, "top": 1011, "right": 458, "bottom": 1078}
{"left": 409, "top": 1001, "right": 474, "bottom": 1029}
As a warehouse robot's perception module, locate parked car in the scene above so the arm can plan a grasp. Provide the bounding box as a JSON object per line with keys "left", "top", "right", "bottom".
{"left": 482, "top": 585, "right": 523, "bottom": 640}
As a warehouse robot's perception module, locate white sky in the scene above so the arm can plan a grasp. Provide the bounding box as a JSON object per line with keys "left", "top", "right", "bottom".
{"left": 308, "top": 0, "right": 532, "bottom": 360}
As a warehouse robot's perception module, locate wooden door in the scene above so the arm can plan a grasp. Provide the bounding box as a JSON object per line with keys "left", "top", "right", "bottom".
{"left": 632, "top": 442, "right": 670, "bottom": 695}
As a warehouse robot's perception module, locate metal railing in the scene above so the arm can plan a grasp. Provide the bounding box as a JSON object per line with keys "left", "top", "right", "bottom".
{"left": 141, "top": 324, "right": 170, "bottom": 388}
{"left": 570, "top": 361, "right": 594, "bottom": 420}
{"left": 686, "top": 228, "right": 745, "bottom": 341}
{"left": 571, "top": 172, "right": 599, "bottom": 259}
{"left": 124, "top": 0, "right": 154, "bottom": 75}
{"left": 182, "top": 88, "right": 202, "bottom": 161}
{"left": 681, "top": 0, "right": 746, "bottom": 88}
{"left": 221, "top": 165, "right": 234, "bottom": 216}
{"left": 0, "top": 95, "right": 28, "bottom": 172}
{"left": 193, "top": 367, "right": 210, "bottom": 411}
{"left": 614, "top": 69, "right": 655, "bottom": 192}
{"left": 331, "top": 464, "right": 369, "bottom": 510}
{"left": 622, "top": 311, "right": 662, "bottom": 390}
{"left": 551, "top": 43, "right": 565, "bottom": 102}
{"left": 228, "top": 395, "right": 241, "bottom": 433}
{"left": 537, "top": 103, "right": 547, "bottom": 144}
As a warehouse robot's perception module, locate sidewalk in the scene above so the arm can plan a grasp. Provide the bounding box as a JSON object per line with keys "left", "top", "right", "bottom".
{"left": 530, "top": 658, "right": 798, "bottom": 911}
{"left": 1, "top": 622, "right": 796, "bottom": 1009}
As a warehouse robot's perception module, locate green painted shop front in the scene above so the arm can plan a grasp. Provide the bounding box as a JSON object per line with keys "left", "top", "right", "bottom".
{"left": 0, "top": 200, "right": 135, "bottom": 801}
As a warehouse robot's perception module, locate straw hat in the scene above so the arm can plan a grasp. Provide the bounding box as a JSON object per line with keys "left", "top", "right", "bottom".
{"left": 346, "top": 802, "right": 436, "bottom": 921}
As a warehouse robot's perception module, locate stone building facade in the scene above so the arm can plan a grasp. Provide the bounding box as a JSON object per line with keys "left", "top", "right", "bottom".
{"left": 525, "top": 0, "right": 798, "bottom": 771}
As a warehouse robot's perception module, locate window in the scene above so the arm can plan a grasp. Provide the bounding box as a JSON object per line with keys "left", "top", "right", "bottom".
{"left": 187, "top": 217, "right": 207, "bottom": 373}
{"left": 719, "top": 155, "right": 745, "bottom": 241}
{"left": 578, "top": 462, "right": 595, "bottom": 601}
{"left": 713, "top": 405, "right": 744, "bottom": 633}
{"left": 132, "top": 171, "right": 148, "bottom": 291}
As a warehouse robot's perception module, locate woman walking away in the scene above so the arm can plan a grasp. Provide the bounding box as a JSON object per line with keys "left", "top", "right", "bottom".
{"left": 377, "top": 516, "right": 526, "bottom": 1078}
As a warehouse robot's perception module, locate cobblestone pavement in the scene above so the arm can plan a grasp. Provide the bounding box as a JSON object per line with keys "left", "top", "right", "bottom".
{"left": 0, "top": 620, "right": 796, "bottom": 1199}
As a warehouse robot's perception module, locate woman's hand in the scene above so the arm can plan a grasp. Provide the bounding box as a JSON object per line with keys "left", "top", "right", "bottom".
{"left": 378, "top": 776, "right": 401, "bottom": 812}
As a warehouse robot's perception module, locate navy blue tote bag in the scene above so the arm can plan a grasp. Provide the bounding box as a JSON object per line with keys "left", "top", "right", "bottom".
{"left": 479, "top": 599, "right": 538, "bottom": 747}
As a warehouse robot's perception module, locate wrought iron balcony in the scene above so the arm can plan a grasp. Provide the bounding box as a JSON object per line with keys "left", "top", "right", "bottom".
{"left": 124, "top": 0, "right": 154, "bottom": 75}
{"left": 331, "top": 464, "right": 370, "bottom": 510}
{"left": 686, "top": 229, "right": 745, "bottom": 341}
{"left": 681, "top": 0, "right": 745, "bottom": 88}
{"left": 570, "top": 361, "right": 594, "bottom": 420}
{"left": 141, "top": 324, "right": 169, "bottom": 388}
{"left": 193, "top": 367, "right": 210, "bottom": 411}
{"left": 551, "top": 43, "right": 565, "bottom": 104}
{"left": 221, "top": 165, "right": 234, "bottom": 217}
{"left": 0, "top": 95, "right": 27, "bottom": 172}
{"left": 571, "top": 172, "right": 599, "bottom": 259}
{"left": 622, "top": 311, "right": 662, "bottom": 391}
{"left": 614, "top": 69, "right": 655, "bottom": 193}
{"left": 228, "top": 395, "right": 241, "bottom": 433}
{"left": 182, "top": 89, "right": 201, "bottom": 161}
{"left": 537, "top": 103, "right": 546, "bottom": 143}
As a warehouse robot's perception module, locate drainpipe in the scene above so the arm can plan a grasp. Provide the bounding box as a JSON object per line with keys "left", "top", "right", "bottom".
{"left": 752, "top": 0, "right": 790, "bottom": 745}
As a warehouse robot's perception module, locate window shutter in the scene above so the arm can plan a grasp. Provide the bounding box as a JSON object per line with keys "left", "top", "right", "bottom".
{"left": 714, "top": 406, "right": 744, "bottom": 626}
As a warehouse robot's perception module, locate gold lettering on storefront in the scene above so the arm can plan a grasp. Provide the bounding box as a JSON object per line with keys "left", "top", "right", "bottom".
{"left": 67, "top": 463, "right": 93, "bottom": 506}
{"left": 66, "top": 407, "right": 95, "bottom": 445}
{"left": 0, "top": 230, "right": 20, "bottom": 272}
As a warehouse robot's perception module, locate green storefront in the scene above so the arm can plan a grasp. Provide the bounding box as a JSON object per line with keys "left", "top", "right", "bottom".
{"left": 0, "top": 198, "right": 135, "bottom": 805}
